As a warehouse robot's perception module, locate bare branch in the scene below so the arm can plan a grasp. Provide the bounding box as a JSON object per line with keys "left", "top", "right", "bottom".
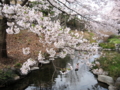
{"left": 47, "top": 0, "right": 66, "bottom": 14}
{"left": 14, "top": 0, "right": 17, "bottom": 5}
{"left": 47, "top": 0, "right": 118, "bottom": 31}
{"left": 47, "top": 0, "right": 95, "bottom": 22}
{"left": 57, "top": 0, "right": 91, "bottom": 20}
{"left": 21, "top": 0, "right": 28, "bottom": 6}
{"left": 4, "top": 0, "right": 10, "bottom": 5}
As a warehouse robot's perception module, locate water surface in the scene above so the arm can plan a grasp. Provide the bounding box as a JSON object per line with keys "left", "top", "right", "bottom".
{"left": 1, "top": 51, "right": 108, "bottom": 90}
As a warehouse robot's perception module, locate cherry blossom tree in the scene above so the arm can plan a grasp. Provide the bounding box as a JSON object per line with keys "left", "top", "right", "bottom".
{"left": 0, "top": 0, "right": 120, "bottom": 74}
{"left": 51, "top": 0, "right": 120, "bottom": 33}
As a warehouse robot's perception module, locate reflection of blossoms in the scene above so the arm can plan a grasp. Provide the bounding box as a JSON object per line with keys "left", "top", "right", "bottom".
{"left": 22, "top": 47, "right": 30, "bottom": 55}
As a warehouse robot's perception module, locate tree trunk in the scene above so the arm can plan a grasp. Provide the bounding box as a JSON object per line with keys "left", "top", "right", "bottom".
{"left": 0, "top": 18, "right": 8, "bottom": 58}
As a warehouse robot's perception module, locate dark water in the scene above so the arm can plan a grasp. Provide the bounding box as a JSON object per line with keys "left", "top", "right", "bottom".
{"left": 1, "top": 51, "right": 108, "bottom": 90}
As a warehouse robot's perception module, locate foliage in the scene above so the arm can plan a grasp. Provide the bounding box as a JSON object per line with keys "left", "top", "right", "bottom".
{"left": 108, "top": 38, "right": 120, "bottom": 44}
{"left": 0, "top": 69, "right": 16, "bottom": 80}
{"left": 97, "top": 51, "right": 120, "bottom": 79}
{"left": 99, "top": 43, "right": 115, "bottom": 49}
{"left": 107, "top": 35, "right": 120, "bottom": 44}
{"left": 14, "top": 63, "right": 22, "bottom": 68}
{"left": 91, "top": 63, "right": 99, "bottom": 69}
{"left": 99, "top": 35, "right": 120, "bottom": 49}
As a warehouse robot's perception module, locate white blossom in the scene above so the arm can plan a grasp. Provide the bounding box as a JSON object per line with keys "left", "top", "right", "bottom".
{"left": 38, "top": 51, "right": 45, "bottom": 62}
{"left": 6, "top": 27, "right": 14, "bottom": 34}
{"left": 74, "top": 33, "right": 79, "bottom": 38}
{"left": 46, "top": 48, "right": 56, "bottom": 57}
{"left": 7, "top": 22, "right": 14, "bottom": 27}
{"left": 14, "top": 26, "right": 20, "bottom": 34}
{"left": 27, "top": 58, "right": 37, "bottom": 66}
{"left": 2, "top": 5, "right": 15, "bottom": 14}
{"left": 58, "top": 51, "right": 67, "bottom": 58}
{"left": 54, "top": 39, "right": 66, "bottom": 48}
{"left": 22, "top": 47, "right": 30, "bottom": 55}
{"left": 20, "top": 58, "right": 37, "bottom": 75}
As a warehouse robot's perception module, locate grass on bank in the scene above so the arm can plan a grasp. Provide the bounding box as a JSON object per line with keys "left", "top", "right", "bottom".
{"left": 99, "top": 43, "right": 115, "bottom": 49}
{"left": 97, "top": 51, "right": 120, "bottom": 80}
{"left": 99, "top": 35, "right": 120, "bottom": 49}
{"left": 0, "top": 69, "right": 17, "bottom": 81}
{"left": 108, "top": 35, "right": 120, "bottom": 44}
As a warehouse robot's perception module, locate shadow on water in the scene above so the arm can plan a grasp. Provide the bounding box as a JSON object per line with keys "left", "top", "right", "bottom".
{"left": 0, "top": 52, "right": 108, "bottom": 90}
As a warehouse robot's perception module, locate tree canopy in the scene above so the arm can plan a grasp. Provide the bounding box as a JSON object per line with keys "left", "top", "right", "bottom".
{"left": 0, "top": 0, "right": 120, "bottom": 74}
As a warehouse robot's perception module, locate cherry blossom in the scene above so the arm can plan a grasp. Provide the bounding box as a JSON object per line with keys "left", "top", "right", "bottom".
{"left": 22, "top": 47, "right": 30, "bottom": 55}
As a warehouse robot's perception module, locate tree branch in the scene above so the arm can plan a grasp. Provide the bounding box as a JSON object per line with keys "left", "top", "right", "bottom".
{"left": 21, "top": 0, "right": 28, "bottom": 6}
{"left": 47, "top": 0, "right": 66, "bottom": 14}
{"left": 14, "top": 0, "right": 17, "bottom": 5}
{"left": 57, "top": 0, "right": 90, "bottom": 20}
{"left": 4, "top": 0, "right": 10, "bottom": 5}
{"left": 0, "top": 0, "right": 3, "bottom": 4}
{"left": 47, "top": 0, "right": 97, "bottom": 23}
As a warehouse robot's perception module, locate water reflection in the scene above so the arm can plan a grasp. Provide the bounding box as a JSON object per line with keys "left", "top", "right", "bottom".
{"left": 1, "top": 51, "right": 108, "bottom": 90}
{"left": 51, "top": 51, "right": 108, "bottom": 90}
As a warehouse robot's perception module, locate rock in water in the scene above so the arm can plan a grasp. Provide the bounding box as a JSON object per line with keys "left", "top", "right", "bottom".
{"left": 108, "top": 85, "right": 116, "bottom": 90}
{"left": 98, "top": 75, "right": 114, "bottom": 86}
{"left": 115, "top": 77, "right": 120, "bottom": 90}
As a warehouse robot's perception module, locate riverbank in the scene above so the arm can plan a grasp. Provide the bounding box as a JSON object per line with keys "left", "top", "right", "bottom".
{"left": 0, "top": 50, "right": 109, "bottom": 90}
{"left": 91, "top": 50, "right": 120, "bottom": 90}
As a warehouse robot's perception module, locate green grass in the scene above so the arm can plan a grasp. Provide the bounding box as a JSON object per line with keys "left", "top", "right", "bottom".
{"left": 99, "top": 43, "right": 115, "bottom": 49}
{"left": 0, "top": 69, "right": 16, "bottom": 80}
{"left": 97, "top": 51, "right": 120, "bottom": 80}
{"left": 99, "top": 35, "right": 120, "bottom": 49}
{"left": 108, "top": 35, "right": 120, "bottom": 44}
{"left": 108, "top": 38, "right": 120, "bottom": 44}
{"left": 14, "top": 63, "right": 22, "bottom": 68}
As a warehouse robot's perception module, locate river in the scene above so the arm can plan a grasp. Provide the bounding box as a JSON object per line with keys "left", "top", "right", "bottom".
{"left": 0, "top": 50, "right": 109, "bottom": 90}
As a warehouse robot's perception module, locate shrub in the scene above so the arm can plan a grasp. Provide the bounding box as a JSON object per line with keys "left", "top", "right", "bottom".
{"left": 99, "top": 35, "right": 120, "bottom": 49}
{"left": 99, "top": 43, "right": 115, "bottom": 49}
{"left": 108, "top": 35, "right": 120, "bottom": 44}
{"left": 108, "top": 38, "right": 120, "bottom": 44}
{"left": 0, "top": 69, "right": 15, "bottom": 80}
